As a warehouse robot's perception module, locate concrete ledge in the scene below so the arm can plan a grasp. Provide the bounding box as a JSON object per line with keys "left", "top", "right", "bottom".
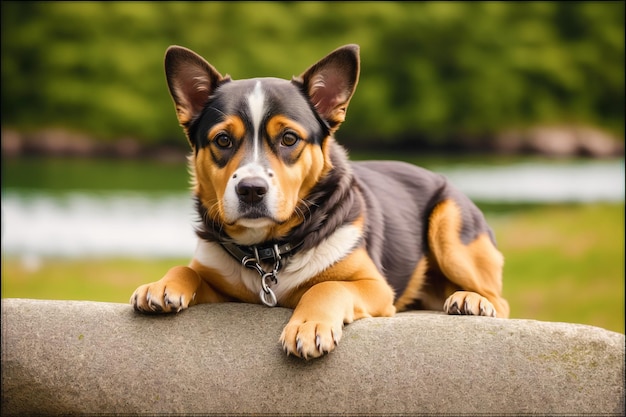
{"left": 2, "top": 298, "right": 624, "bottom": 416}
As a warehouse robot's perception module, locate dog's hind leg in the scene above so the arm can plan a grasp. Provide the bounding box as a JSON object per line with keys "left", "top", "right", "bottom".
{"left": 427, "top": 199, "right": 510, "bottom": 318}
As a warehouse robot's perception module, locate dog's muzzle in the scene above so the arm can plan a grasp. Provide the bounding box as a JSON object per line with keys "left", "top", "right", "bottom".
{"left": 223, "top": 163, "right": 278, "bottom": 225}
{"left": 236, "top": 177, "right": 268, "bottom": 205}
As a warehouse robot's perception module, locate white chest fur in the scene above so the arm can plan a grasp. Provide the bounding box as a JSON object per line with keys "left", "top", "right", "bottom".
{"left": 192, "top": 224, "right": 362, "bottom": 303}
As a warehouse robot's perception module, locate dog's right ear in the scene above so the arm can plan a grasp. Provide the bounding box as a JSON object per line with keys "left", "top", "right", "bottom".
{"left": 296, "top": 44, "right": 360, "bottom": 133}
{"left": 164, "top": 46, "right": 226, "bottom": 133}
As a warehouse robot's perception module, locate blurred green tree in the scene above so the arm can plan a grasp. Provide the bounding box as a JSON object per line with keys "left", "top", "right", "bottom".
{"left": 1, "top": 2, "right": 623, "bottom": 150}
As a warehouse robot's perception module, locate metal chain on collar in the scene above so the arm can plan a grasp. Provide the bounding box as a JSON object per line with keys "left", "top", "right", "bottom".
{"left": 241, "top": 244, "right": 281, "bottom": 307}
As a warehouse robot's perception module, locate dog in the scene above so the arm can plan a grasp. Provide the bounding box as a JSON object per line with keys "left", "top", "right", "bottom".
{"left": 131, "top": 44, "right": 509, "bottom": 359}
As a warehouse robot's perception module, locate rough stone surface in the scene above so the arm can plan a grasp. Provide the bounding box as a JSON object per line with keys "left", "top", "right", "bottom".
{"left": 2, "top": 298, "right": 624, "bottom": 416}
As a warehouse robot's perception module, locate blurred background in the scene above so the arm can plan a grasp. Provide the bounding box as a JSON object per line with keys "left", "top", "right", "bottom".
{"left": 1, "top": 2, "right": 623, "bottom": 333}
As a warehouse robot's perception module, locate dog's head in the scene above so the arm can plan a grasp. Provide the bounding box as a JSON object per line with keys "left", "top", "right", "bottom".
{"left": 165, "top": 45, "right": 359, "bottom": 244}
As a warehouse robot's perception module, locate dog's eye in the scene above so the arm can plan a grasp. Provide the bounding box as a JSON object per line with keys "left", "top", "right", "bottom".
{"left": 214, "top": 133, "right": 233, "bottom": 149}
{"left": 281, "top": 132, "right": 299, "bottom": 147}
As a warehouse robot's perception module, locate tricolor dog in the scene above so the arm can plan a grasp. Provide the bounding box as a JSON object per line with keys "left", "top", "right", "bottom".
{"left": 131, "top": 44, "right": 510, "bottom": 359}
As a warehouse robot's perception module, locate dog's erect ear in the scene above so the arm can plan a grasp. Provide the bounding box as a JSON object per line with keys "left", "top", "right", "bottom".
{"left": 164, "top": 46, "right": 226, "bottom": 130}
{"left": 295, "top": 44, "right": 360, "bottom": 132}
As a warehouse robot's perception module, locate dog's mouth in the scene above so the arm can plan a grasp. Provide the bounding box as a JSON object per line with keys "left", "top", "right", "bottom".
{"left": 226, "top": 205, "right": 280, "bottom": 228}
{"left": 235, "top": 216, "right": 277, "bottom": 228}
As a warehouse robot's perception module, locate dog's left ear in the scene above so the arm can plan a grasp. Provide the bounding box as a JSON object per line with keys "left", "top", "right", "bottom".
{"left": 295, "top": 44, "right": 360, "bottom": 131}
{"left": 164, "top": 46, "right": 227, "bottom": 134}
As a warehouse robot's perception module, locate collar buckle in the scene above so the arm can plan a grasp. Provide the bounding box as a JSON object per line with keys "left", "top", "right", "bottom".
{"left": 224, "top": 242, "right": 298, "bottom": 307}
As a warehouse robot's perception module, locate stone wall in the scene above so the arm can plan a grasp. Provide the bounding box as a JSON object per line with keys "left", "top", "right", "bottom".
{"left": 2, "top": 298, "right": 624, "bottom": 416}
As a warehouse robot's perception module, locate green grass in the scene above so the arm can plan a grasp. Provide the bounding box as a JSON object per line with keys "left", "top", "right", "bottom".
{"left": 2, "top": 203, "right": 624, "bottom": 334}
{"left": 1, "top": 257, "right": 186, "bottom": 303}
{"left": 489, "top": 203, "right": 624, "bottom": 333}
{"left": 2, "top": 156, "right": 190, "bottom": 192}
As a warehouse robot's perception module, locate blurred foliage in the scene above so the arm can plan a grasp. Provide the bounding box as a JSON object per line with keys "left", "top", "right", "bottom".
{"left": 1, "top": 1, "right": 624, "bottom": 149}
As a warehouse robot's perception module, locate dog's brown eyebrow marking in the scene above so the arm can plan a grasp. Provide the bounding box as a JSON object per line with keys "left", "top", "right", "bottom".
{"left": 266, "top": 115, "right": 309, "bottom": 141}
{"left": 207, "top": 115, "right": 246, "bottom": 142}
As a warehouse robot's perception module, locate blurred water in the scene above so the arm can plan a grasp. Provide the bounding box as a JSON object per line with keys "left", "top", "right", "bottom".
{"left": 441, "top": 160, "right": 624, "bottom": 203}
{"left": 2, "top": 192, "right": 198, "bottom": 258}
{"left": 2, "top": 160, "right": 623, "bottom": 258}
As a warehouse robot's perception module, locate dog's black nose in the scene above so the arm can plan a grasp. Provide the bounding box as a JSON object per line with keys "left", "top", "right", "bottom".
{"left": 236, "top": 177, "right": 268, "bottom": 204}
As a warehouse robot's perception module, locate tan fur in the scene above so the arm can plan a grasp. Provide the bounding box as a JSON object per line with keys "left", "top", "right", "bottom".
{"left": 427, "top": 200, "right": 509, "bottom": 318}
{"left": 264, "top": 135, "right": 325, "bottom": 230}
{"left": 188, "top": 259, "right": 259, "bottom": 304}
{"left": 394, "top": 258, "right": 429, "bottom": 311}
{"left": 207, "top": 115, "right": 246, "bottom": 145}
{"left": 265, "top": 115, "right": 309, "bottom": 141}
{"left": 279, "top": 246, "right": 396, "bottom": 358}
{"left": 131, "top": 266, "right": 231, "bottom": 313}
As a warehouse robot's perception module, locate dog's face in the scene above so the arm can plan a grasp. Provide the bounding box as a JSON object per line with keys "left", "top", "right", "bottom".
{"left": 165, "top": 45, "right": 359, "bottom": 244}
{"left": 191, "top": 78, "right": 328, "bottom": 241}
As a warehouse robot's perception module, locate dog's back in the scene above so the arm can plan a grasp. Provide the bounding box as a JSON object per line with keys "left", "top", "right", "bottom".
{"left": 352, "top": 159, "right": 500, "bottom": 311}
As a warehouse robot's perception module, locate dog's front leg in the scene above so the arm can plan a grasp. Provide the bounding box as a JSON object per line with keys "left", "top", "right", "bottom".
{"left": 131, "top": 265, "right": 226, "bottom": 313}
{"left": 280, "top": 278, "right": 395, "bottom": 359}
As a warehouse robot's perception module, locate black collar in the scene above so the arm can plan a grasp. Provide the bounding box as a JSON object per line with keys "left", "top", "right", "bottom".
{"left": 220, "top": 240, "right": 303, "bottom": 265}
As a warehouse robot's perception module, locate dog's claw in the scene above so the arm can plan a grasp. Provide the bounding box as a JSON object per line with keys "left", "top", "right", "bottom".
{"left": 296, "top": 338, "right": 304, "bottom": 358}
{"left": 448, "top": 301, "right": 460, "bottom": 315}
{"left": 480, "top": 302, "right": 497, "bottom": 318}
{"left": 315, "top": 334, "right": 322, "bottom": 353}
{"left": 176, "top": 295, "right": 185, "bottom": 313}
{"left": 445, "top": 291, "right": 498, "bottom": 317}
{"left": 147, "top": 291, "right": 163, "bottom": 312}
{"left": 280, "top": 320, "right": 344, "bottom": 359}
{"left": 131, "top": 280, "right": 193, "bottom": 314}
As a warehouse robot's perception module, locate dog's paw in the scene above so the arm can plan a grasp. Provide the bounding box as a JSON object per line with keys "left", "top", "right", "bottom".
{"left": 130, "top": 280, "right": 195, "bottom": 314}
{"left": 280, "top": 319, "right": 343, "bottom": 359}
{"left": 443, "top": 291, "right": 497, "bottom": 317}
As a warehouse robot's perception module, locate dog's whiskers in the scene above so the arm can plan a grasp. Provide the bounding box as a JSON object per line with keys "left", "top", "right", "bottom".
{"left": 296, "top": 199, "right": 316, "bottom": 221}
{"left": 207, "top": 201, "right": 225, "bottom": 234}
{"left": 208, "top": 106, "right": 227, "bottom": 119}
{"left": 198, "top": 198, "right": 221, "bottom": 229}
